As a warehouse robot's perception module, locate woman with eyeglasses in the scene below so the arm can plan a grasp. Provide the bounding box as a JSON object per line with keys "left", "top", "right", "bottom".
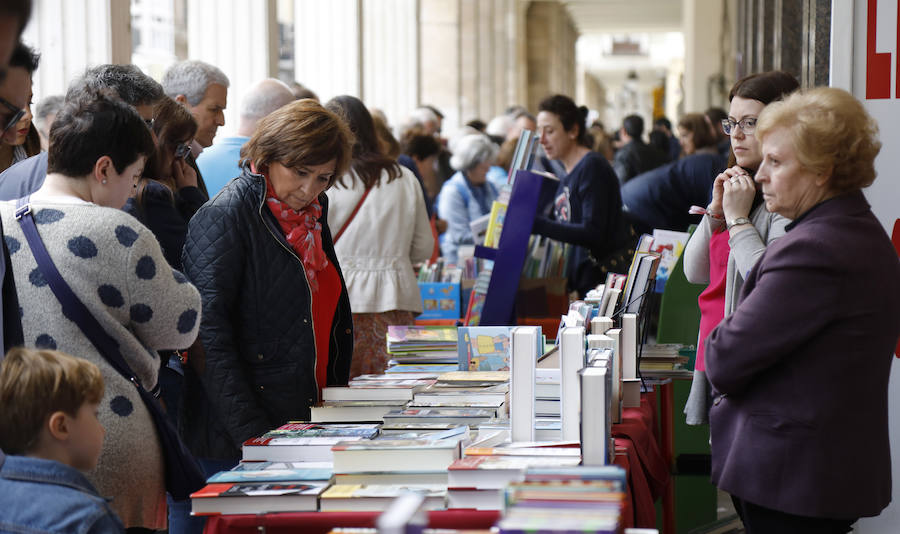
{"left": 125, "top": 96, "right": 203, "bottom": 269}
{"left": 0, "top": 42, "right": 40, "bottom": 173}
{"left": 681, "top": 71, "right": 799, "bottom": 426}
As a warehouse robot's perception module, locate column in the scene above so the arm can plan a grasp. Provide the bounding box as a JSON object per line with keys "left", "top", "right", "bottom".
{"left": 292, "top": 0, "right": 361, "bottom": 101}
{"left": 419, "top": 0, "right": 461, "bottom": 133}
{"left": 21, "top": 0, "right": 132, "bottom": 100}
{"left": 361, "top": 0, "right": 419, "bottom": 128}
{"left": 526, "top": 1, "right": 578, "bottom": 113}
{"left": 187, "top": 0, "right": 278, "bottom": 138}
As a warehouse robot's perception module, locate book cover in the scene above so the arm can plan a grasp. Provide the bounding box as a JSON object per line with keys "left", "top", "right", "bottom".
{"left": 650, "top": 229, "right": 690, "bottom": 293}
{"left": 457, "top": 326, "right": 515, "bottom": 371}
{"left": 207, "top": 462, "right": 332, "bottom": 483}
{"left": 261, "top": 422, "right": 380, "bottom": 439}
{"left": 191, "top": 481, "right": 328, "bottom": 515}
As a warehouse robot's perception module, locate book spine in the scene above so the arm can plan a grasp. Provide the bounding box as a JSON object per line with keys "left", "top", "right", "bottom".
{"left": 559, "top": 326, "right": 585, "bottom": 442}
{"left": 509, "top": 327, "right": 538, "bottom": 443}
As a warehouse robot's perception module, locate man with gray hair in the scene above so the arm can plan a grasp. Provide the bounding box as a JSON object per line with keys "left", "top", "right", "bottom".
{"left": 162, "top": 60, "right": 229, "bottom": 153}
{"left": 197, "top": 77, "right": 293, "bottom": 196}
{"left": 0, "top": 63, "right": 164, "bottom": 200}
{"left": 33, "top": 94, "right": 63, "bottom": 150}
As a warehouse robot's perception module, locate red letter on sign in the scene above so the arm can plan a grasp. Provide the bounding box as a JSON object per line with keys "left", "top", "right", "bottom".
{"left": 867, "top": 0, "right": 891, "bottom": 99}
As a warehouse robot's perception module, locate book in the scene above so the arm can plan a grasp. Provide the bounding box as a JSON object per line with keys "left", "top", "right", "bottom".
{"left": 190, "top": 481, "right": 328, "bottom": 515}
{"left": 242, "top": 435, "right": 368, "bottom": 462}
{"left": 333, "top": 470, "right": 449, "bottom": 486}
{"left": 322, "top": 379, "right": 434, "bottom": 402}
{"left": 376, "top": 490, "right": 430, "bottom": 534}
{"left": 413, "top": 383, "right": 509, "bottom": 405}
{"left": 309, "top": 401, "right": 408, "bottom": 422}
{"left": 261, "top": 422, "right": 381, "bottom": 438}
{"left": 207, "top": 462, "right": 332, "bottom": 483}
{"left": 436, "top": 370, "right": 510, "bottom": 385}
{"left": 319, "top": 484, "right": 447, "bottom": 512}
{"left": 457, "top": 326, "right": 515, "bottom": 371}
{"left": 510, "top": 327, "right": 540, "bottom": 443}
{"left": 447, "top": 487, "right": 505, "bottom": 510}
{"left": 331, "top": 439, "right": 461, "bottom": 473}
{"left": 651, "top": 228, "right": 690, "bottom": 293}
{"left": 448, "top": 455, "right": 582, "bottom": 489}
{"left": 559, "top": 326, "right": 585, "bottom": 442}
{"left": 382, "top": 407, "right": 498, "bottom": 426}
{"left": 463, "top": 446, "right": 581, "bottom": 458}
{"left": 579, "top": 365, "right": 612, "bottom": 466}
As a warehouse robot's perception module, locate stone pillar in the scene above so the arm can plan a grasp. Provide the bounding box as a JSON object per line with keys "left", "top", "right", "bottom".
{"left": 525, "top": 1, "right": 578, "bottom": 113}
{"left": 293, "top": 0, "right": 361, "bottom": 101}
{"left": 683, "top": 0, "right": 731, "bottom": 111}
{"left": 22, "top": 0, "right": 133, "bottom": 99}
{"left": 361, "top": 0, "right": 419, "bottom": 128}
{"left": 734, "top": 0, "right": 829, "bottom": 87}
{"left": 187, "top": 0, "right": 278, "bottom": 139}
{"left": 419, "top": 0, "right": 461, "bottom": 133}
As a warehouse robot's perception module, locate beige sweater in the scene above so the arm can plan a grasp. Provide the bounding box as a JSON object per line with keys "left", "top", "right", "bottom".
{"left": 0, "top": 200, "right": 201, "bottom": 529}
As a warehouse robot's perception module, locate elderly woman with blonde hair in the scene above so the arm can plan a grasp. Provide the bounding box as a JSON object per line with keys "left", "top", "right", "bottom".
{"left": 704, "top": 87, "right": 900, "bottom": 533}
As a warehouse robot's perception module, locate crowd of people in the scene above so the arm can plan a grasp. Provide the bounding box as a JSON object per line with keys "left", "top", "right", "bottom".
{"left": 0, "top": 2, "right": 898, "bottom": 534}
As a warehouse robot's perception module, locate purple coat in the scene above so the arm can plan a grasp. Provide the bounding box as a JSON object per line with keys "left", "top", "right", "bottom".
{"left": 705, "top": 190, "right": 900, "bottom": 519}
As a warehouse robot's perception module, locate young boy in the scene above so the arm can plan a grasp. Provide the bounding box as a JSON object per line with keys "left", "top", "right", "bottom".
{"left": 0, "top": 347, "right": 125, "bottom": 533}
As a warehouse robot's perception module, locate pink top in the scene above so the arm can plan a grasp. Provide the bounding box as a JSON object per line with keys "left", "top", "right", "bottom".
{"left": 695, "top": 229, "right": 730, "bottom": 371}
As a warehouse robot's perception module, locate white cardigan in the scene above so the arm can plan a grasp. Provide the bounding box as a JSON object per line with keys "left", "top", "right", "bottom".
{"left": 326, "top": 165, "right": 434, "bottom": 314}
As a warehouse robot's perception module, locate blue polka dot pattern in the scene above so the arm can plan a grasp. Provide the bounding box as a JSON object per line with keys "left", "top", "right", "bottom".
{"left": 115, "top": 225, "right": 139, "bottom": 247}
{"left": 130, "top": 303, "right": 153, "bottom": 323}
{"left": 135, "top": 256, "right": 156, "bottom": 280}
{"left": 33, "top": 209, "right": 65, "bottom": 224}
{"left": 98, "top": 284, "right": 124, "bottom": 307}
{"left": 177, "top": 309, "right": 198, "bottom": 334}
{"left": 110, "top": 395, "right": 133, "bottom": 417}
{"left": 173, "top": 270, "right": 189, "bottom": 284}
{"left": 68, "top": 236, "right": 98, "bottom": 259}
{"left": 29, "top": 268, "right": 47, "bottom": 287}
{"left": 4, "top": 236, "right": 19, "bottom": 255}
{"left": 35, "top": 334, "right": 57, "bottom": 349}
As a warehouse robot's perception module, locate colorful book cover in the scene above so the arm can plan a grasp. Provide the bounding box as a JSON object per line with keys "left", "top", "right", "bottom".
{"left": 650, "top": 229, "right": 690, "bottom": 293}
{"left": 457, "top": 326, "right": 515, "bottom": 371}
{"left": 207, "top": 462, "right": 333, "bottom": 483}
{"left": 261, "top": 423, "right": 380, "bottom": 439}
{"left": 386, "top": 325, "right": 458, "bottom": 344}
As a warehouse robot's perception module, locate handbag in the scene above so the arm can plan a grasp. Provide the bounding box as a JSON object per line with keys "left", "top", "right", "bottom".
{"left": 14, "top": 197, "right": 206, "bottom": 501}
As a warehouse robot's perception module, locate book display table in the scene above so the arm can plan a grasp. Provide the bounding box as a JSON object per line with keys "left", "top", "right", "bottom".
{"left": 201, "top": 393, "right": 668, "bottom": 534}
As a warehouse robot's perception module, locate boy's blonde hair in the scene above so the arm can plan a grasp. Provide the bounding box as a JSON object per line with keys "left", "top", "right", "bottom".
{"left": 0, "top": 348, "right": 104, "bottom": 454}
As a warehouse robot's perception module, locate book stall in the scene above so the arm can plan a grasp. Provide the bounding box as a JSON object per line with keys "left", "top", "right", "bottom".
{"left": 193, "top": 234, "right": 689, "bottom": 533}
{"left": 192, "top": 138, "right": 702, "bottom": 534}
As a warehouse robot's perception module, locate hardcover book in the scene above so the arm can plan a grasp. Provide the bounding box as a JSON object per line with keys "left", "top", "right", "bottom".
{"left": 190, "top": 482, "right": 328, "bottom": 515}
{"left": 207, "top": 462, "right": 332, "bottom": 483}
{"left": 242, "top": 435, "right": 368, "bottom": 462}
{"left": 331, "top": 439, "right": 461, "bottom": 473}
{"left": 319, "top": 484, "right": 447, "bottom": 512}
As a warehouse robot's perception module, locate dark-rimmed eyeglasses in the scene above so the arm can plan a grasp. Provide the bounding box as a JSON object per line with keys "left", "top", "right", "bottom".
{"left": 0, "top": 96, "right": 25, "bottom": 134}
{"left": 174, "top": 142, "right": 191, "bottom": 159}
{"left": 721, "top": 117, "right": 757, "bottom": 136}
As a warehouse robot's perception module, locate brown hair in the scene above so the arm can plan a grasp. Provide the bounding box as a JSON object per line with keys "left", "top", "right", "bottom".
{"left": 241, "top": 99, "right": 354, "bottom": 188}
{"left": 0, "top": 348, "right": 104, "bottom": 454}
{"left": 370, "top": 109, "right": 400, "bottom": 160}
{"left": 325, "top": 95, "right": 401, "bottom": 189}
{"left": 757, "top": 87, "right": 881, "bottom": 194}
{"left": 677, "top": 113, "right": 717, "bottom": 153}
{"left": 137, "top": 96, "right": 198, "bottom": 207}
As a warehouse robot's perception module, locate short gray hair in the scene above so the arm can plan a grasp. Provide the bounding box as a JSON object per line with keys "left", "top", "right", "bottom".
{"left": 66, "top": 64, "right": 163, "bottom": 107}
{"left": 450, "top": 134, "right": 498, "bottom": 172}
{"left": 161, "top": 60, "right": 230, "bottom": 106}
{"left": 240, "top": 79, "right": 294, "bottom": 121}
{"left": 34, "top": 94, "right": 64, "bottom": 125}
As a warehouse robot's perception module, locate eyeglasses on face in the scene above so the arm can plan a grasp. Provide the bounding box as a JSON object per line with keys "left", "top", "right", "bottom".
{"left": 0, "top": 96, "right": 25, "bottom": 135}
{"left": 721, "top": 117, "right": 757, "bottom": 136}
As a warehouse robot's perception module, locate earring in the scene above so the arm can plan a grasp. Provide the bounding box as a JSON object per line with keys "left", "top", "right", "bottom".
{"left": 101, "top": 179, "right": 107, "bottom": 184}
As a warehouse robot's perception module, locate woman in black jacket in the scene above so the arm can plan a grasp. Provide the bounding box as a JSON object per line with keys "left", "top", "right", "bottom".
{"left": 176, "top": 99, "right": 354, "bottom": 533}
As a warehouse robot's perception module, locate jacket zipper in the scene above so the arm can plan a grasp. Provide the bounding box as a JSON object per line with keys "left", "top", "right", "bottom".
{"left": 257, "top": 195, "right": 321, "bottom": 400}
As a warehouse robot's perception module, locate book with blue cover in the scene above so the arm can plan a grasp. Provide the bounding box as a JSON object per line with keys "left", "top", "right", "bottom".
{"left": 207, "top": 462, "right": 332, "bottom": 483}
{"left": 457, "top": 326, "right": 518, "bottom": 371}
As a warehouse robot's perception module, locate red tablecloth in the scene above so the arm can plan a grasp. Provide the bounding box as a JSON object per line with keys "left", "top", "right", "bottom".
{"left": 612, "top": 392, "right": 670, "bottom": 528}
{"left": 204, "top": 393, "right": 668, "bottom": 533}
{"left": 204, "top": 510, "right": 500, "bottom": 534}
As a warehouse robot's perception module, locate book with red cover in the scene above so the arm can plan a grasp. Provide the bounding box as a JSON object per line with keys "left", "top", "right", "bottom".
{"left": 191, "top": 482, "right": 328, "bottom": 515}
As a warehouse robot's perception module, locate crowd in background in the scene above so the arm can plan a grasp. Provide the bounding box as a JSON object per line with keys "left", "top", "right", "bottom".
{"left": 0, "top": 2, "right": 898, "bottom": 534}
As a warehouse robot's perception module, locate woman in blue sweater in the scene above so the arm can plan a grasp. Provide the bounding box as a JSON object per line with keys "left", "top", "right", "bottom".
{"left": 532, "top": 94, "right": 634, "bottom": 297}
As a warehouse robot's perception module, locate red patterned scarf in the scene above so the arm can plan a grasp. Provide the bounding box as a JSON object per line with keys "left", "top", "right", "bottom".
{"left": 263, "top": 176, "right": 329, "bottom": 292}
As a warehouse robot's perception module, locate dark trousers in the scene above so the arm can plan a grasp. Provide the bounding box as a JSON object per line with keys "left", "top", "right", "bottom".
{"left": 731, "top": 496, "right": 857, "bottom": 534}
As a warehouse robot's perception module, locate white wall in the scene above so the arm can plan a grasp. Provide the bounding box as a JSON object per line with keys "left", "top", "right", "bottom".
{"left": 834, "top": 0, "right": 900, "bottom": 531}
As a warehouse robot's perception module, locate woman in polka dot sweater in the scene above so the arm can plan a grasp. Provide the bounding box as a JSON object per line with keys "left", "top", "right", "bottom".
{"left": 0, "top": 92, "right": 201, "bottom": 529}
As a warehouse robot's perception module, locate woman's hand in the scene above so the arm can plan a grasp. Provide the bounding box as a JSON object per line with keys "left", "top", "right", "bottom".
{"left": 722, "top": 166, "right": 755, "bottom": 221}
{"left": 173, "top": 157, "right": 198, "bottom": 190}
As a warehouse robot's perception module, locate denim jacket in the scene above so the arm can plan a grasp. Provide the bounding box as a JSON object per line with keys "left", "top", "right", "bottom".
{"left": 0, "top": 451, "right": 125, "bottom": 533}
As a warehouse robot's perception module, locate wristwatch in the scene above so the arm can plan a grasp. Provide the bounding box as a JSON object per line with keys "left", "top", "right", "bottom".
{"left": 726, "top": 216, "right": 751, "bottom": 230}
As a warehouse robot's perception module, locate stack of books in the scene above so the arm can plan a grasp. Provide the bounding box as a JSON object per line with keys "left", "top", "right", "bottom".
{"left": 386, "top": 325, "right": 459, "bottom": 374}
{"left": 495, "top": 466, "right": 627, "bottom": 534}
